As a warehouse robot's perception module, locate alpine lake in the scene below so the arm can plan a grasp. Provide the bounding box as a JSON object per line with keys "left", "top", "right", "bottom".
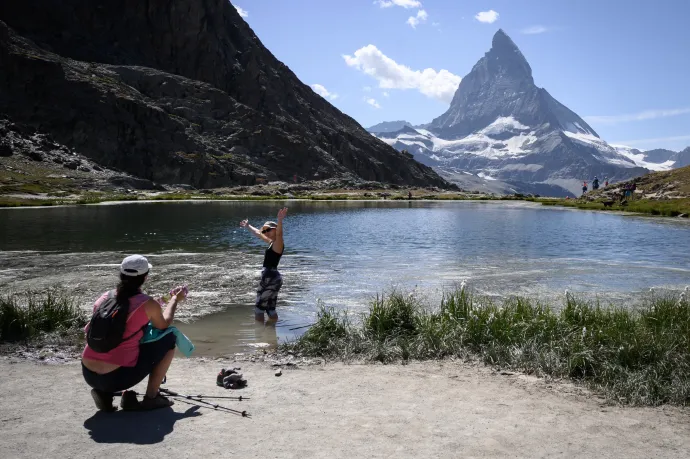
{"left": 2, "top": 200, "right": 689, "bottom": 356}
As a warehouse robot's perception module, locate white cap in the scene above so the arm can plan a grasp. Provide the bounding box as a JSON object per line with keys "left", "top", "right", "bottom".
{"left": 120, "top": 255, "right": 152, "bottom": 276}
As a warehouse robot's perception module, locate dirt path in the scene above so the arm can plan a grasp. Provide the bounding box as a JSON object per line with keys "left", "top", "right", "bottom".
{"left": 1, "top": 357, "right": 688, "bottom": 458}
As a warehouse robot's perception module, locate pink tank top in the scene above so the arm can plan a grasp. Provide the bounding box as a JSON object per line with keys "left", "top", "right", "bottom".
{"left": 82, "top": 291, "right": 151, "bottom": 367}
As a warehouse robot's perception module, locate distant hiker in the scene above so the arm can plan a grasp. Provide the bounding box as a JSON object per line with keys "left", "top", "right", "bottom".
{"left": 604, "top": 178, "right": 609, "bottom": 187}
{"left": 623, "top": 183, "right": 632, "bottom": 200}
{"left": 408, "top": 191, "right": 413, "bottom": 200}
{"left": 240, "top": 207, "right": 288, "bottom": 322}
{"left": 592, "top": 177, "right": 599, "bottom": 190}
{"left": 82, "top": 255, "right": 187, "bottom": 412}
{"left": 582, "top": 181, "right": 588, "bottom": 195}
{"left": 631, "top": 182, "right": 637, "bottom": 200}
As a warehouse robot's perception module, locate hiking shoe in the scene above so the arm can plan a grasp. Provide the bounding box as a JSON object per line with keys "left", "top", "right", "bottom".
{"left": 119, "top": 390, "right": 140, "bottom": 411}
{"left": 90, "top": 389, "right": 117, "bottom": 412}
{"left": 217, "top": 368, "right": 239, "bottom": 386}
{"left": 216, "top": 369, "right": 226, "bottom": 387}
{"left": 140, "top": 393, "right": 174, "bottom": 410}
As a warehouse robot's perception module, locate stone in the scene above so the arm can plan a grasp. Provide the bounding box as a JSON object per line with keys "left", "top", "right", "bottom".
{"left": 108, "top": 175, "right": 163, "bottom": 190}
{"left": 0, "top": 143, "right": 12, "bottom": 157}
{"left": 27, "top": 150, "right": 43, "bottom": 161}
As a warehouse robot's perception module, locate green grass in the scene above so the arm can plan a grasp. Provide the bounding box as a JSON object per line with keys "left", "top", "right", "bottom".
{"left": 0, "top": 197, "right": 59, "bottom": 207}
{"left": 533, "top": 198, "right": 690, "bottom": 218}
{"left": 0, "top": 290, "right": 86, "bottom": 342}
{"left": 283, "top": 288, "right": 690, "bottom": 406}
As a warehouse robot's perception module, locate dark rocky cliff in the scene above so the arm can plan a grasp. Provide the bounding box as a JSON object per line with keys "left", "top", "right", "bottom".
{"left": 0, "top": 0, "right": 446, "bottom": 188}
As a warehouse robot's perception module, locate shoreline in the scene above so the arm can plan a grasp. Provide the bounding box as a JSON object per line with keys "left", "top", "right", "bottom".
{"left": 2, "top": 190, "right": 688, "bottom": 220}
{"left": 0, "top": 196, "right": 530, "bottom": 210}
{"left": 4, "top": 286, "right": 690, "bottom": 406}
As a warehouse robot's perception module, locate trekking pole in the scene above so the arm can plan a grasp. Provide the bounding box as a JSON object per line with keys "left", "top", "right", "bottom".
{"left": 190, "top": 394, "right": 250, "bottom": 401}
{"left": 160, "top": 388, "right": 249, "bottom": 416}
{"left": 160, "top": 387, "right": 249, "bottom": 401}
{"left": 171, "top": 395, "right": 250, "bottom": 417}
{"left": 160, "top": 389, "right": 249, "bottom": 417}
{"left": 114, "top": 389, "right": 250, "bottom": 417}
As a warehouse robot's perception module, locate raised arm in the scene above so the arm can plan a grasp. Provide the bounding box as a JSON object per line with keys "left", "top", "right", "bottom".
{"left": 272, "top": 207, "right": 288, "bottom": 254}
{"left": 240, "top": 219, "right": 272, "bottom": 243}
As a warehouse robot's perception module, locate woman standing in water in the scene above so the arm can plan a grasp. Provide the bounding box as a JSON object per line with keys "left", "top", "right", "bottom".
{"left": 240, "top": 207, "right": 288, "bottom": 322}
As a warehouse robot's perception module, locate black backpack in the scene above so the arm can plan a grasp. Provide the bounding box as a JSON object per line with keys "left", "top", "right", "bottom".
{"left": 86, "top": 291, "right": 140, "bottom": 353}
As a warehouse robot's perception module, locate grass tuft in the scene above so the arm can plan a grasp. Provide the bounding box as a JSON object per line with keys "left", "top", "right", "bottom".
{"left": 283, "top": 288, "right": 690, "bottom": 406}
{"left": 0, "top": 290, "right": 86, "bottom": 342}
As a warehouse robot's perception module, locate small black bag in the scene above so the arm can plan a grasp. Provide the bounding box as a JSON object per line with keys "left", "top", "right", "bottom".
{"left": 86, "top": 290, "right": 137, "bottom": 353}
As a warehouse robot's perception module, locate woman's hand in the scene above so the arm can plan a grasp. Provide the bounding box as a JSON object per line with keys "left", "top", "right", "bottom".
{"left": 240, "top": 219, "right": 248, "bottom": 228}
{"left": 171, "top": 286, "right": 187, "bottom": 302}
{"left": 277, "top": 207, "right": 288, "bottom": 221}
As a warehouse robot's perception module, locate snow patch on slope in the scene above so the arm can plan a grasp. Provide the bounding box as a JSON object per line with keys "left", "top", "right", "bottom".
{"left": 611, "top": 145, "right": 676, "bottom": 171}
{"left": 399, "top": 117, "right": 538, "bottom": 159}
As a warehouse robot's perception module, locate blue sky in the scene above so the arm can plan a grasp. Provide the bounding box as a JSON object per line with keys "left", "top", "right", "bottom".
{"left": 234, "top": 0, "right": 690, "bottom": 151}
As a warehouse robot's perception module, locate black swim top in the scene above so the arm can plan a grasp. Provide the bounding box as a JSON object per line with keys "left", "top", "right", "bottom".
{"left": 263, "top": 243, "right": 283, "bottom": 269}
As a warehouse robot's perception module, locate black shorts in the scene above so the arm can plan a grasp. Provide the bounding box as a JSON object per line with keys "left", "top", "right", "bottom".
{"left": 82, "top": 333, "right": 176, "bottom": 394}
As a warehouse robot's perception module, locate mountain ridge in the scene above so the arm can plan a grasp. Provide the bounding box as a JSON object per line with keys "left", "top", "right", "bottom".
{"left": 0, "top": 0, "right": 447, "bottom": 188}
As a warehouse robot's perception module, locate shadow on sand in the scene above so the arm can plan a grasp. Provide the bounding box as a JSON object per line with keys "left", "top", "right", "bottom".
{"left": 84, "top": 406, "right": 201, "bottom": 444}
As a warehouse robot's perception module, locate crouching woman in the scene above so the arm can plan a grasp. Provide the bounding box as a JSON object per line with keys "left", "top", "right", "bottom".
{"left": 81, "top": 255, "right": 185, "bottom": 411}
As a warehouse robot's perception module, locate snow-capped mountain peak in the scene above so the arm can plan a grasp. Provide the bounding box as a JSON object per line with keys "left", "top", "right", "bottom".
{"left": 375, "top": 29, "right": 653, "bottom": 196}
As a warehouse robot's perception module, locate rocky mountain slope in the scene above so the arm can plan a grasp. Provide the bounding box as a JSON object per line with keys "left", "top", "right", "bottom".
{"left": 374, "top": 30, "right": 650, "bottom": 197}
{"left": 590, "top": 164, "right": 690, "bottom": 201}
{"left": 610, "top": 146, "right": 690, "bottom": 171}
{"left": 0, "top": 1, "right": 446, "bottom": 189}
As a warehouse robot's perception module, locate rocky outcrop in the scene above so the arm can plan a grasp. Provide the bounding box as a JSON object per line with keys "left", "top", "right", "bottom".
{"left": 0, "top": 1, "right": 446, "bottom": 188}
{"left": 672, "top": 148, "right": 690, "bottom": 168}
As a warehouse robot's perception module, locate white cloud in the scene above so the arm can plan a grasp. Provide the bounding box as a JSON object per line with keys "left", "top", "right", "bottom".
{"left": 407, "top": 9, "right": 428, "bottom": 28}
{"left": 585, "top": 108, "right": 690, "bottom": 125}
{"left": 234, "top": 5, "right": 248, "bottom": 18}
{"left": 521, "top": 25, "right": 548, "bottom": 35}
{"left": 366, "top": 98, "right": 382, "bottom": 109}
{"left": 383, "top": 91, "right": 390, "bottom": 98}
{"left": 343, "top": 44, "right": 461, "bottom": 103}
{"left": 363, "top": 86, "right": 372, "bottom": 92}
{"left": 310, "top": 84, "right": 339, "bottom": 101}
{"left": 475, "top": 10, "right": 499, "bottom": 24}
{"left": 376, "top": 0, "right": 422, "bottom": 8}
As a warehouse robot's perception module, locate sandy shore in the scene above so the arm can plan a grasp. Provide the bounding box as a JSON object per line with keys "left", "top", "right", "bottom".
{"left": 1, "top": 357, "right": 688, "bottom": 459}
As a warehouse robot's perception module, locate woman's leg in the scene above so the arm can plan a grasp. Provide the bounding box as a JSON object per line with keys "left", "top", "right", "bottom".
{"left": 145, "top": 348, "right": 174, "bottom": 398}
{"left": 266, "top": 308, "right": 279, "bottom": 323}
{"left": 265, "top": 273, "right": 283, "bottom": 323}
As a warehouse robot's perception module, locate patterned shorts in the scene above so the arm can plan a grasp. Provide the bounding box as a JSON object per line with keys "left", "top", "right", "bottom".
{"left": 255, "top": 268, "right": 283, "bottom": 313}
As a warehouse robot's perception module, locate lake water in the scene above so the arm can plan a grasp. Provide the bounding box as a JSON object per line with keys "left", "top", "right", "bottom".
{"left": 1, "top": 200, "right": 689, "bottom": 356}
